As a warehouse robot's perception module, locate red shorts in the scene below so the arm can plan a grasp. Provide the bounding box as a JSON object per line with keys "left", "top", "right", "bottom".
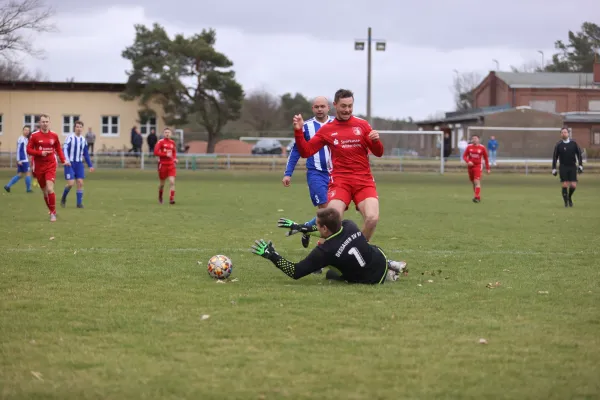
{"left": 158, "top": 163, "right": 176, "bottom": 180}
{"left": 468, "top": 165, "right": 482, "bottom": 181}
{"left": 34, "top": 168, "right": 56, "bottom": 189}
{"left": 327, "top": 178, "right": 378, "bottom": 210}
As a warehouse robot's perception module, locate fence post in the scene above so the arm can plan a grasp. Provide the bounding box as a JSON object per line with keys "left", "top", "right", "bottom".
{"left": 525, "top": 160, "right": 529, "bottom": 176}
{"left": 227, "top": 154, "right": 231, "bottom": 170}
{"left": 121, "top": 151, "right": 125, "bottom": 169}
{"left": 399, "top": 156, "right": 403, "bottom": 172}
{"left": 141, "top": 152, "right": 145, "bottom": 170}
{"left": 9, "top": 151, "right": 13, "bottom": 168}
{"left": 185, "top": 158, "right": 189, "bottom": 170}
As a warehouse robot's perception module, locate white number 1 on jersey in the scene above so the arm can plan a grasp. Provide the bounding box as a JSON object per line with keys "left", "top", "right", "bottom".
{"left": 348, "top": 247, "right": 366, "bottom": 267}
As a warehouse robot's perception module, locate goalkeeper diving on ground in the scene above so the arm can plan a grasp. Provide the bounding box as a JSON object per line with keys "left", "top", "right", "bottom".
{"left": 250, "top": 207, "right": 407, "bottom": 284}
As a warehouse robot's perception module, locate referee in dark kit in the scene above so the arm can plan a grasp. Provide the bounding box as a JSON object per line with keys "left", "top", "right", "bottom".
{"left": 552, "top": 127, "right": 583, "bottom": 207}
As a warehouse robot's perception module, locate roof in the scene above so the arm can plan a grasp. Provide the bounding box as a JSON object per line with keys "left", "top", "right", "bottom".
{"left": 0, "top": 80, "right": 126, "bottom": 92}
{"left": 562, "top": 112, "right": 600, "bottom": 123}
{"left": 417, "top": 104, "right": 512, "bottom": 125}
{"left": 495, "top": 71, "right": 597, "bottom": 89}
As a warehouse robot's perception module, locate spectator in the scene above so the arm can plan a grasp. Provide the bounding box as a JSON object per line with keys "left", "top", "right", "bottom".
{"left": 129, "top": 126, "right": 139, "bottom": 153}
{"left": 458, "top": 137, "right": 468, "bottom": 163}
{"left": 133, "top": 131, "right": 143, "bottom": 157}
{"left": 147, "top": 128, "right": 158, "bottom": 154}
{"left": 487, "top": 135, "right": 498, "bottom": 166}
{"left": 85, "top": 127, "right": 96, "bottom": 155}
{"left": 443, "top": 131, "right": 452, "bottom": 160}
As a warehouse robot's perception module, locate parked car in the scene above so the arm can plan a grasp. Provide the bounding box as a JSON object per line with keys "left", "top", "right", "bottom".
{"left": 252, "top": 139, "right": 283, "bottom": 155}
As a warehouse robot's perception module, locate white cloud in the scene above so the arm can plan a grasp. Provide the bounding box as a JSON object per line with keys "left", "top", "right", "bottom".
{"left": 23, "top": 5, "right": 555, "bottom": 121}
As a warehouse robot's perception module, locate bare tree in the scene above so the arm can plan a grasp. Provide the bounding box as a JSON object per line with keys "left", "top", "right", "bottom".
{"left": 451, "top": 71, "right": 483, "bottom": 111}
{"left": 0, "top": 59, "right": 46, "bottom": 80}
{"left": 241, "top": 90, "right": 282, "bottom": 134}
{"left": 0, "top": 0, "right": 56, "bottom": 60}
{"left": 510, "top": 60, "right": 543, "bottom": 73}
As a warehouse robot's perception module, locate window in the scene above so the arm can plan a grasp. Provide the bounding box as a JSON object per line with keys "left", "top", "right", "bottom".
{"left": 101, "top": 115, "right": 120, "bottom": 136}
{"left": 140, "top": 115, "right": 157, "bottom": 136}
{"left": 593, "top": 130, "right": 600, "bottom": 145}
{"left": 589, "top": 100, "right": 600, "bottom": 111}
{"left": 529, "top": 100, "right": 556, "bottom": 113}
{"left": 0, "top": 114, "right": 3, "bottom": 135}
{"left": 62, "top": 115, "right": 80, "bottom": 135}
{"left": 24, "top": 114, "right": 41, "bottom": 132}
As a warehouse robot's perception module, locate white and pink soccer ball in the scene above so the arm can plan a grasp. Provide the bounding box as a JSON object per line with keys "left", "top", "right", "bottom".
{"left": 207, "top": 254, "right": 233, "bottom": 279}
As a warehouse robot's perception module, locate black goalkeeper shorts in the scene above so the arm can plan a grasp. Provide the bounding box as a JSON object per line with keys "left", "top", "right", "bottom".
{"left": 559, "top": 165, "right": 577, "bottom": 182}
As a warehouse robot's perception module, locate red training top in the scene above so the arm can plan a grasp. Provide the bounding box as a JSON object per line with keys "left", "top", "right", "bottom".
{"left": 293, "top": 116, "right": 384, "bottom": 182}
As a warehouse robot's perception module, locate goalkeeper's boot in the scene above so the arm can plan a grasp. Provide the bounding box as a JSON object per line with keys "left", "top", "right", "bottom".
{"left": 3, "top": 185, "right": 10, "bottom": 193}
{"left": 301, "top": 233, "right": 310, "bottom": 248}
{"left": 388, "top": 260, "right": 408, "bottom": 276}
{"left": 568, "top": 199, "right": 573, "bottom": 207}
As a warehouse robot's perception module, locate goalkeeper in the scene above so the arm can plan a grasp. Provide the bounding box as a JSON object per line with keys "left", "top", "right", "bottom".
{"left": 251, "top": 207, "right": 407, "bottom": 284}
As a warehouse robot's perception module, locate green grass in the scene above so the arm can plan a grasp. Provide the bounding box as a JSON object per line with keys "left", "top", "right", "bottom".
{"left": 1, "top": 170, "right": 600, "bottom": 400}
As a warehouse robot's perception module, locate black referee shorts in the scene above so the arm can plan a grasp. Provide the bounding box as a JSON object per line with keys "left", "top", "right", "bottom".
{"left": 559, "top": 165, "right": 577, "bottom": 182}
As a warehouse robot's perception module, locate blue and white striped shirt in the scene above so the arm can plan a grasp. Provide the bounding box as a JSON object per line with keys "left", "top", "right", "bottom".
{"left": 63, "top": 134, "right": 93, "bottom": 167}
{"left": 284, "top": 116, "right": 334, "bottom": 176}
{"left": 16, "top": 136, "right": 29, "bottom": 163}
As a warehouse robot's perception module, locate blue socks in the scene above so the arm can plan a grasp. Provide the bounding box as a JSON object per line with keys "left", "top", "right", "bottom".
{"left": 25, "top": 176, "right": 32, "bottom": 191}
{"left": 6, "top": 175, "right": 20, "bottom": 188}
{"left": 61, "top": 187, "right": 84, "bottom": 205}
{"left": 62, "top": 186, "right": 71, "bottom": 202}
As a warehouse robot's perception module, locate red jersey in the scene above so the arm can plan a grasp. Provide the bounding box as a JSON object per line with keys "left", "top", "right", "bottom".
{"left": 154, "top": 138, "right": 177, "bottom": 165}
{"left": 463, "top": 144, "right": 490, "bottom": 170}
{"left": 26, "top": 130, "right": 66, "bottom": 171}
{"left": 294, "top": 116, "right": 384, "bottom": 182}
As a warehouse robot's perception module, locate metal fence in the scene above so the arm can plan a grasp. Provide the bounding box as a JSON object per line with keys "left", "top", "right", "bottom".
{"left": 0, "top": 151, "right": 598, "bottom": 175}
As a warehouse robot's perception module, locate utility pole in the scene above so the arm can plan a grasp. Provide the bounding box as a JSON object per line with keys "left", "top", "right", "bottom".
{"left": 354, "top": 28, "right": 386, "bottom": 124}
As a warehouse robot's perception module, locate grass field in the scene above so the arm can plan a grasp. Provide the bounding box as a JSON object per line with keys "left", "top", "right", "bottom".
{"left": 1, "top": 170, "right": 600, "bottom": 400}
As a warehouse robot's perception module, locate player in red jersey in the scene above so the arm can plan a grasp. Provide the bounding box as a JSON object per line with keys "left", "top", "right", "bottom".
{"left": 463, "top": 134, "right": 490, "bottom": 203}
{"left": 283, "top": 89, "right": 384, "bottom": 242}
{"left": 153, "top": 127, "right": 178, "bottom": 204}
{"left": 26, "top": 114, "right": 70, "bottom": 221}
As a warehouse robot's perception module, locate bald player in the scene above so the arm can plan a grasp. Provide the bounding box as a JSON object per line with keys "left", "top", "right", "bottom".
{"left": 282, "top": 96, "right": 334, "bottom": 249}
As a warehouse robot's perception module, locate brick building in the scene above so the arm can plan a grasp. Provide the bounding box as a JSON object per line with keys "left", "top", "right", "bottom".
{"left": 416, "top": 61, "right": 600, "bottom": 158}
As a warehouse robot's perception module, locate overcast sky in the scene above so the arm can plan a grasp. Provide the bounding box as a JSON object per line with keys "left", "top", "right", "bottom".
{"left": 21, "top": 0, "right": 596, "bottom": 121}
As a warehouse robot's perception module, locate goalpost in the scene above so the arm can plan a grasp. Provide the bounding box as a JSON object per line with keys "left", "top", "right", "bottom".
{"left": 466, "top": 126, "right": 562, "bottom": 163}
{"left": 378, "top": 130, "right": 446, "bottom": 174}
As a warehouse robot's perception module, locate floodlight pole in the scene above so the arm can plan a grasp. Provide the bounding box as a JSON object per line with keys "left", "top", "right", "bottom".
{"left": 355, "top": 27, "right": 386, "bottom": 125}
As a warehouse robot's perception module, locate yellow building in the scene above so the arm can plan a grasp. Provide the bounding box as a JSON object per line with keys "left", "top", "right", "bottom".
{"left": 0, "top": 81, "right": 166, "bottom": 153}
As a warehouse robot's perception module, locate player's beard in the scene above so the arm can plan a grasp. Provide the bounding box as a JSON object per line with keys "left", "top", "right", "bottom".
{"left": 337, "top": 112, "right": 351, "bottom": 120}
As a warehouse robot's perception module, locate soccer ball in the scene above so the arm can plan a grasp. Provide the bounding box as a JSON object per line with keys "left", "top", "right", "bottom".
{"left": 207, "top": 254, "right": 233, "bottom": 279}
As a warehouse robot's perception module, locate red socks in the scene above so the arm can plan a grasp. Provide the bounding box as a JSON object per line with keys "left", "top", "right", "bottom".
{"left": 48, "top": 192, "right": 56, "bottom": 214}
{"left": 43, "top": 194, "right": 50, "bottom": 210}
{"left": 159, "top": 189, "right": 163, "bottom": 201}
{"left": 169, "top": 190, "right": 175, "bottom": 202}
{"left": 475, "top": 187, "right": 481, "bottom": 199}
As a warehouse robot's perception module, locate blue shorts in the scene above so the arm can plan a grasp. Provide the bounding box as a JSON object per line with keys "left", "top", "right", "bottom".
{"left": 306, "top": 169, "right": 329, "bottom": 206}
{"left": 64, "top": 162, "right": 85, "bottom": 180}
{"left": 17, "top": 162, "right": 30, "bottom": 173}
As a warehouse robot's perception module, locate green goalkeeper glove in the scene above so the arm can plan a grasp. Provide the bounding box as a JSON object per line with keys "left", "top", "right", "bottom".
{"left": 278, "top": 218, "right": 310, "bottom": 236}
{"left": 251, "top": 239, "right": 280, "bottom": 260}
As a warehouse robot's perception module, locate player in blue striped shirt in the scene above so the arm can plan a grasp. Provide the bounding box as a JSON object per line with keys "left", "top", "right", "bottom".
{"left": 61, "top": 120, "right": 94, "bottom": 208}
{"left": 281, "top": 96, "right": 333, "bottom": 248}
{"left": 4, "top": 126, "right": 33, "bottom": 193}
